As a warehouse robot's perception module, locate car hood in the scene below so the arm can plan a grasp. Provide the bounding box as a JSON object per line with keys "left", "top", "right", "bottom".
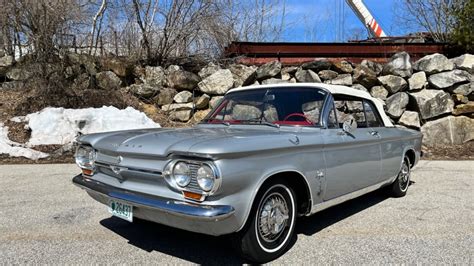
{"left": 79, "top": 125, "right": 313, "bottom": 158}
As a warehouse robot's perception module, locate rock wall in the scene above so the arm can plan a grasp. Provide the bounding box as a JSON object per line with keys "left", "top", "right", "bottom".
{"left": 1, "top": 52, "right": 473, "bottom": 147}
{"left": 129, "top": 52, "right": 473, "bottom": 146}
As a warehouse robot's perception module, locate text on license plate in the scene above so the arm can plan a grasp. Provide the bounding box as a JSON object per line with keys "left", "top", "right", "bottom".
{"left": 108, "top": 199, "right": 133, "bottom": 222}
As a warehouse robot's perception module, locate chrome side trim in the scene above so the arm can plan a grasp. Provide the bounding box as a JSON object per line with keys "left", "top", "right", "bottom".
{"left": 72, "top": 174, "right": 235, "bottom": 221}
{"left": 309, "top": 177, "right": 396, "bottom": 215}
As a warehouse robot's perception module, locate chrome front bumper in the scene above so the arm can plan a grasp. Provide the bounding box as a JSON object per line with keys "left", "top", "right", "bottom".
{"left": 72, "top": 174, "right": 238, "bottom": 236}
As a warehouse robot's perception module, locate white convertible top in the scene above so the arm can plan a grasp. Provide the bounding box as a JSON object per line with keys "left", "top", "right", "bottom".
{"left": 227, "top": 83, "right": 394, "bottom": 127}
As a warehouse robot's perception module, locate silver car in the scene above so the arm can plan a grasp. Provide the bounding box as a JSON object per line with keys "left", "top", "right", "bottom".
{"left": 73, "top": 83, "right": 422, "bottom": 263}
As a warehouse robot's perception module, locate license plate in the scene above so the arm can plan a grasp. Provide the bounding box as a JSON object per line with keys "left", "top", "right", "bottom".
{"left": 108, "top": 199, "right": 133, "bottom": 222}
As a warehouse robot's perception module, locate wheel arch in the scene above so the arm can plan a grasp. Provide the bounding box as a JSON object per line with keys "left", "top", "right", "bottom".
{"left": 404, "top": 148, "right": 416, "bottom": 168}
{"left": 238, "top": 170, "right": 312, "bottom": 232}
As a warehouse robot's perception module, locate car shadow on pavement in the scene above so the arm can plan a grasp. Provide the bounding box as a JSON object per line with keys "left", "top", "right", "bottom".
{"left": 99, "top": 187, "right": 396, "bottom": 264}
{"left": 100, "top": 217, "right": 246, "bottom": 265}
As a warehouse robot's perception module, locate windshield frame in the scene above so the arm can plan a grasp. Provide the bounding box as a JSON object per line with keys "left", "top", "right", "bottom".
{"left": 201, "top": 86, "right": 330, "bottom": 128}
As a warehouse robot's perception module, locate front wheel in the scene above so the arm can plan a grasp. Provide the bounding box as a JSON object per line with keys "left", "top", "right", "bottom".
{"left": 391, "top": 156, "right": 411, "bottom": 197}
{"left": 233, "top": 182, "right": 296, "bottom": 263}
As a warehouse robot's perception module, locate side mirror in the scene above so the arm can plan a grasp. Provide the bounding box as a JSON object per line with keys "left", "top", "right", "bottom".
{"left": 342, "top": 117, "right": 357, "bottom": 133}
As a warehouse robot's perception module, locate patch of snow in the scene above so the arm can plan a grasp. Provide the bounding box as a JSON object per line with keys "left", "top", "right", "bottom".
{"left": 0, "top": 123, "right": 49, "bottom": 160}
{"left": 10, "top": 116, "right": 26, "bottom": 123}
{"left": 23, "top": 106, "right": 160, "bottom": 146}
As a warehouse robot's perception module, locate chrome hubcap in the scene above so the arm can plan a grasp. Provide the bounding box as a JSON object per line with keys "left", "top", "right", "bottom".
{"left": 258, "top": 193, "right": 289, "bottom": 242}
{"left": 399, "top": 162, "right": 410, "bottom": 191}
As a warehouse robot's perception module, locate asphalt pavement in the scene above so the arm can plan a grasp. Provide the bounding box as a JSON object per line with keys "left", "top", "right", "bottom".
{"left": 0, "top": 161, "right": 473, "bottom": 264}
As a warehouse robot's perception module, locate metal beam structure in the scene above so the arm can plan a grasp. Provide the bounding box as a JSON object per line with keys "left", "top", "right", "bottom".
{"left": 224, "top": 41, "right": 449, "bottom": 65}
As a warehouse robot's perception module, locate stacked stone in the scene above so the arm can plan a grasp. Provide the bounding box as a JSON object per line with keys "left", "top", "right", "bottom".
{"left": 1, "top": 51, "right": 472, "bottom": 146}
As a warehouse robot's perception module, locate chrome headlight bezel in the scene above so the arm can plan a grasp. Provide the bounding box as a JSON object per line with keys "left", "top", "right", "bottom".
{"left": 74, "top": 145, "right": 97, "bottom": 171}
{"left": 172, "top": 161, "right": 191, "bottom": 187}
{"left": 196, "top": 164, "right": 217, "bottom": 192}
{"left": 163, "top": 159, "right": 221, "bottom": 196}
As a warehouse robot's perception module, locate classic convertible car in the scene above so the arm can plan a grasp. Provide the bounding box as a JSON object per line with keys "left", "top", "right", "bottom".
{"left": 73, "top": 83, "right": 422, "bottom": 262}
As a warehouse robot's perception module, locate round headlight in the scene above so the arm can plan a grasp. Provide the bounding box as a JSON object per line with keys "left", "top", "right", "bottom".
{"left": 173, "top": 162, "right": 191, "bottom": 187}
{"left": 196, "top": 164, "right": 216, "bottom": 192}
{"left": 75, "top": 145, "right": 96, "bottom": 169}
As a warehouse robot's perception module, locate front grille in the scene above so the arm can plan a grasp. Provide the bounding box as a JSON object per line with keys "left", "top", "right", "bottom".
{"left": 95, "top": 161, "right": 162, "bottom": 181}
{"left": 186, "top": 163, "right": 203, "bottom": 193}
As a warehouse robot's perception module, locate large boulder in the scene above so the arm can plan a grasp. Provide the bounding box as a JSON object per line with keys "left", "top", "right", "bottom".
{"left": 453, "top": 102, "right": 474, "bottom": 115}
{"left": 169, "top": 110, "right": 192, "bottom": 122}
{"left": 385, "top": 92, "right": 409, "bottom": 119}
{"left": 66, "top": 53, "right": 97, "bottom": 75}
{"left": 198, "top": 62, "right": 220, "bottom": 79}
{"left": 413, "top": 53, "right": 454, "bottom": 74}
{"left": 256, "top": 60, "right": 281, "bottom": 80}
{"left": 262, "top": 78, "right": 288, "bottom": 85}
{"left": 295, "top": 68, "right": 321, "bottom": 83}
{"left": 0, "top": 55, "right": 13, "bottom": 68}
{"left": 353, "top": 65, "right": 378, "bottom": 88}
{"left": 408, "top": 71, "right": 427, "bottom": 91}
{"left": 228, "top": 64, "right": 256, "bottom": 87}
{"left": 143, "top": 66, "right": 166, "bottom": 86}
{"left": 378, "top": 75, "right": 407, "bottom": 94}
{"left": 101, "top": 57, "right": 133, "bottom": 78}
{"left": 0, "top": 55, "right": 13, "bottom": 76}
{"left": 325, "top": 74, "right": 352, "bottom": 86}
{"left": 96, "top": 71, "right": 122, "bottom": 90}
{"left": 128, "top": 83, "right": 159, "bottom": 98}
{"left": 6, "top": 67, "right": 34, "bottom": 81}
{"left": 370, "top": 86, "right": 389, "bottom": 100}
{"left": 154, "top": 88, "right": 177, "bottom": 106}
{"left": 361, "top": 60, "right": 383, "bottom": 75}
{"left": 450, "top": 54, "right": 474, "bottom": 72}
{"left": 421, "top": 116, "right": 474, "bottom": 146}
{"left": 194, "top": 94, "right": 210, "bottom": 109}
{"left": 332, "top": 61, "right": 353, "bottom": 74}
{"left": 166, "top": 65, "right": 181, "bottom": 73}
{"left": 190, "top": 109, "right": 211, "bottom": 123}
{"left": 398, "top": 111, "right": 421, "bottom": 128}
{"left": 428, "top": 70, "right": 471, "bottom": 89}
{"left": 302, "top": 60, "right": 332, "bottom": 72}
{"left": 351, "top": 84, "right": 369, "bottom": 93}
{"left": 318, "top": 70, "right": 338, "bottom": 81}
{"left": 410, "top": 89, "right": 454, "bottom": 119}
{"left": 173, "top": 90, "right": 193, "bottom": 103}
{"left": 281, "top": 66, "right": 297, "bottom": 80}
{"left": 167, "top": 70, "right": 200, "bottom": 90}
{"left": 198, "top": 69, "right": 234, "bottom": 95}
{"left": 162, "top": 102, "right": 194, "bottom": 112}
{"left": 449, "top": 82, "right": 473, "bottom": 96}
{"left": 382, "top": 52, "right": 412, "bottom": 78}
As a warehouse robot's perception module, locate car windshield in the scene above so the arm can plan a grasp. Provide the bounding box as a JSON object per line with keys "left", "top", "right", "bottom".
{"left": 202, "top": 87, "right": 328, "bottom": 127}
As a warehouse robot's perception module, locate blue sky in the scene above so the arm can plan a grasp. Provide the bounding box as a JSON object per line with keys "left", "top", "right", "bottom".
{"left": 280, "top": 0, "right": 408, "bottom": 42}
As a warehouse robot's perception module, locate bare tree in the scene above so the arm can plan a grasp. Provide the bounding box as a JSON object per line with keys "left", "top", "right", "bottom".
{"left": 395, "top": 0, "right": 464, "bottom": 42}
{"left": 89, "top": 0, "right": 108, "bottom": 55}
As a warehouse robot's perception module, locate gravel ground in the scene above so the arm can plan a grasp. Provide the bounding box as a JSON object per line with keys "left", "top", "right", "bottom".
{"left": 0, "top": 161, "right": 472, "bottom": 264}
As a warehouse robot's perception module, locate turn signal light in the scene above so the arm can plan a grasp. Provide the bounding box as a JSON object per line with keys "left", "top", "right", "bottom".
{"left": 183, "top": 191, "right": 203, "bottom": 201}
{"left": 82, "top": 168, "right": 94, "bottom": 176}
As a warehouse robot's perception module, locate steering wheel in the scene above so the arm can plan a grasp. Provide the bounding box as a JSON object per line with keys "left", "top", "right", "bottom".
{"left": 283, "top": 113, "right": 313, "bottom": 123}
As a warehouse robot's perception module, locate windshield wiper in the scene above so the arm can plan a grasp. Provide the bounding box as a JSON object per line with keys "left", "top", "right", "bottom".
{"left": 242, "top": 119, "right": 280, "bottom": 128}
{"left": 200, "top": 119, "right": 230, "bottom": 126}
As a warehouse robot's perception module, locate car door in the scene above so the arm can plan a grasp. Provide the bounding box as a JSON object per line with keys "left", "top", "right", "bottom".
{"left": 363, "top": 99, "right": 404, "bottom": 182}
{"left": 322, "top": 95, "right": 382, "bottom": 201}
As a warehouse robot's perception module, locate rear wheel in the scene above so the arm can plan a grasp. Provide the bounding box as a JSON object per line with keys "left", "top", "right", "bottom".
{"left": 234, "top": 182, "right": 296, "bottom": 263}
{"left": 391, "top": 156, "right": 411, "bottom": 197}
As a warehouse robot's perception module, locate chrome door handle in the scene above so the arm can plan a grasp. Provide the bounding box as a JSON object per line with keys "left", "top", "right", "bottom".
{"left": 369, "top": 130, "right": 380, "bottom": 137}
